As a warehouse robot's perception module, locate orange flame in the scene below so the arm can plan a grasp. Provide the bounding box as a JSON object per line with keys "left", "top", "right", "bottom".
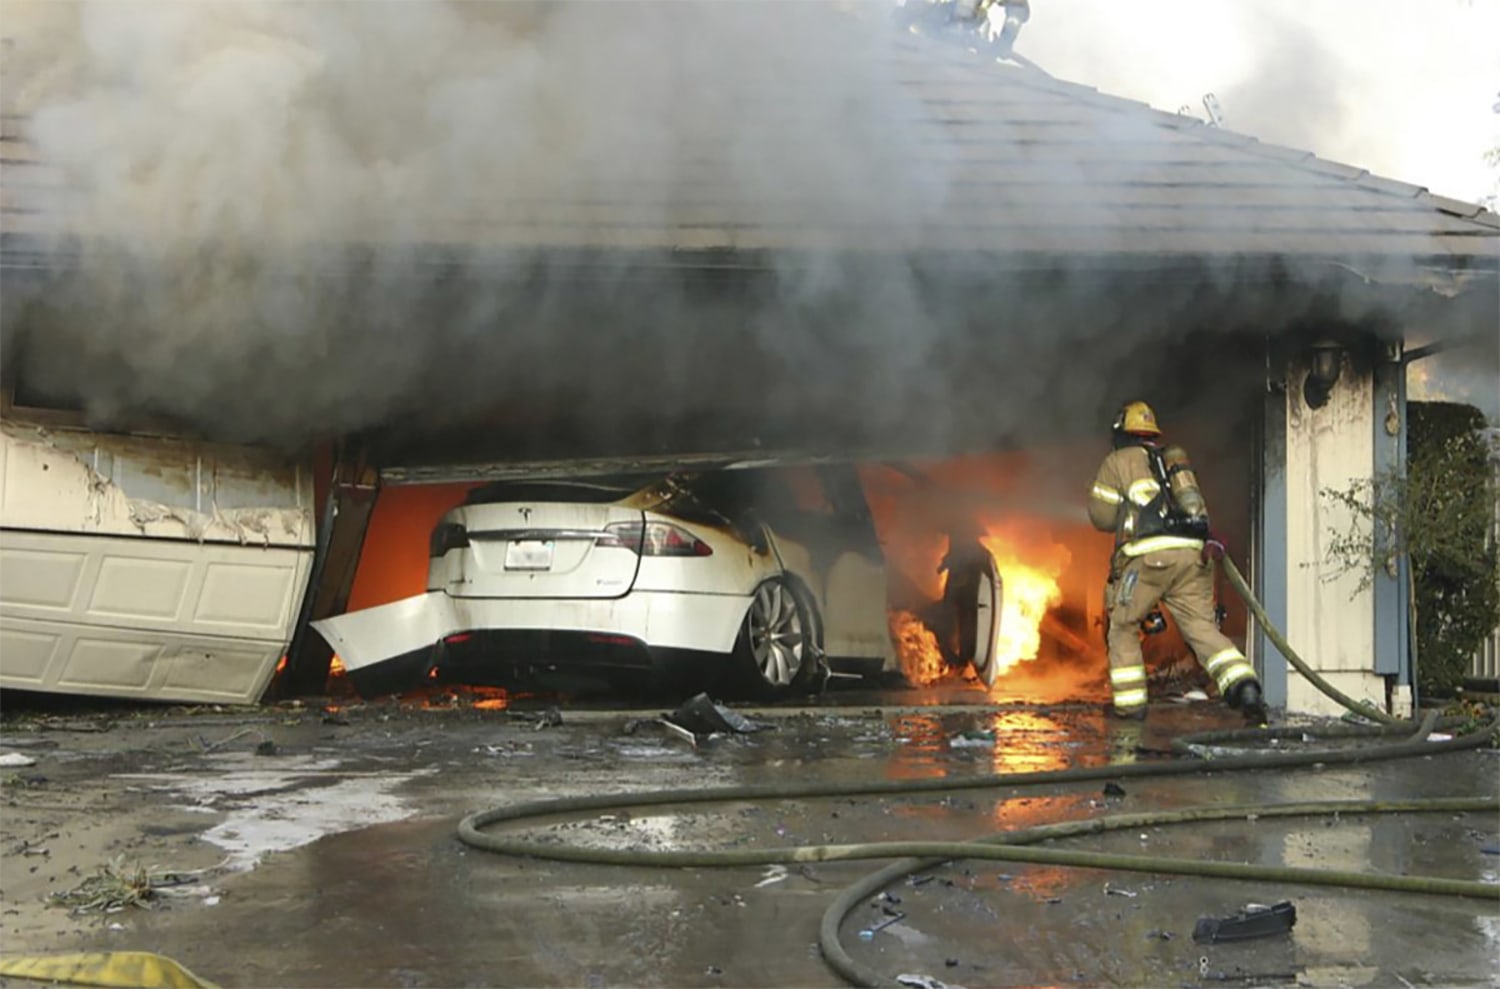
{"left": 329, "top": 655, "right": 347, "bottom": 676}
{"left": 395, "top": 684, "right": 511, "bottom": 710}
{"left": 889, "top": 609, "right": 948, "bottom": 686}
{"left": 979, "top": 525, "right": 1067, "bottom": 677}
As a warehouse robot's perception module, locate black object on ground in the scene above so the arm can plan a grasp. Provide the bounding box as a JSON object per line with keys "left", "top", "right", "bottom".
{"left": 1193, "top": 901, "right": 1297, "bottom": 943}
{"left": 1103, "top": 782, "right": 1127, "bottom": 797}
{"left": 666, "top": 694, "right": 772, "bottom": 736}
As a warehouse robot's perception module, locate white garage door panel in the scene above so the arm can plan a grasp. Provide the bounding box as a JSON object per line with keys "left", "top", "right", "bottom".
{"left": 194, "top": 561, "right": 298, "bottom": 630}
{"left": 0, "top": 547, "right": 87, "bottom": 610}
{"left": 0, "top": 530, "right": 312, "bottom": 704}
{"left": 89, "top": 556, "right": 193, "bottom": 620}
{"left": 59, "top": 637, "right": 161, "bottom": 690}
{"left": 2, "top": 618, "right": 282, "bottom": 702}
{"left": 1, "top": 531, "right": 307, "bottom": 637}
{"left": 159, "top": 642, "right": 277, "bottom": 698}
{"left": 0, "top": 627, "right": 61, "bottom": 680}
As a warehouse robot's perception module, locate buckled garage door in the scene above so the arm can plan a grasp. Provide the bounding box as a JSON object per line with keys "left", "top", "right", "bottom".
{"left": 0, "top": 422, "right": 315, "bottom": 705}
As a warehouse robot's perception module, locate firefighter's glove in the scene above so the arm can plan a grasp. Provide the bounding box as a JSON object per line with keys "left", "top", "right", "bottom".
{"left": 1202, "top": 537, "right": 1226, "bottom": 562}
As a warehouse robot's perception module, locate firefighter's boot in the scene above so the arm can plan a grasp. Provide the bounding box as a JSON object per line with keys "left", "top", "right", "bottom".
{"left": 1231, "top": 680, "right": 1269, "bottom": 725}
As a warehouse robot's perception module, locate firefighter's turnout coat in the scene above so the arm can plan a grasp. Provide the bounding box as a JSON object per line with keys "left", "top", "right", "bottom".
{"left": 1089, "top": 442, "right": 1258, "bottom": 714}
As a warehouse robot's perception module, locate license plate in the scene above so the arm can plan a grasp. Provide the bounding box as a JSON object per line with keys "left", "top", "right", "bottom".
{"left": 504, "top": 540, "right": 555, "bottom": 571}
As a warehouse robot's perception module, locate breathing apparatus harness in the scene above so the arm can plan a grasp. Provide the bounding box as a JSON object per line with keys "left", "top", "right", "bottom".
{"left": 1129, "top": 436, "right": 1210, "bottom": 542}
{"left": 1113, "top": 434, "right": 1225, "bottom": 634}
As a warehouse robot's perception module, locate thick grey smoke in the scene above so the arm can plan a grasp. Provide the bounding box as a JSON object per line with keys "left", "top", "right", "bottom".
{"left": 0, "top": 0, "right": 1485, "bottom": 461}
{"left": 2, "top": 1, "right": 959, "bottom": 445}
{"left": 1215, "top": 11, "right": 1351, "bottom": 155}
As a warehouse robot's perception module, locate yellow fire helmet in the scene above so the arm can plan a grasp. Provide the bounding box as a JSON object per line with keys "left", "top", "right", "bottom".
{"left": 1113, "top": 400, "right": 1162, "bottom": 436}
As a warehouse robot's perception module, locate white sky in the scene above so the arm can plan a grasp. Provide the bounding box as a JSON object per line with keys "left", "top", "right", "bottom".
{"left": 1016, "top": 0, "right": 1500, "bottom": 203}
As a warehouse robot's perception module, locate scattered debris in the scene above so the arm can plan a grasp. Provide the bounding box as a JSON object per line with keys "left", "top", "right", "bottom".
{"left": 666, "top": 694, "right": 770, "bottom": 737}
{"left": 896, "top": 975, "right": 961, "bottom": 989}
{"left": 46, "top": 857, "right": 201, "bottom": 915}
{"left": 1193, "top": 901, "right": 1297, "bottom": 944}
{"left": 1102, "top": 782, "right": 1127, "bottom": 798}
{"left": 197, "top": 727, "right": 267, "bottom": 753}
{"left": 859, "top": 911, "right": 906, "bottom": 938}
{"left": 705, "top": 965, "right": 723, "bottom": 977}
{"left": 1146, "top": 929, "right": 1174, "bottom": 941}
{"left": 1480, "top": 845, "right": 1499, "bottom": 856}
{"left": 509, "top": 707, "right": 564, "bottom": 730}
{"left": 0, "top": 737, "right": 59, "bottom": 750}
{"left": 658, "top": 719, "right": 700, "bottom": 748}
{"left": 0, "top": 752, "right": 38, "bottom": 768}
{"left": 35, "top": 719, "right": 113, "bottom": 733}
{"left": 254, "top": 740, "right": 278, "bottom": 757}
{"left": 754, "top": 865, "right": 788, "bottom": 888}
{"left": 949, "top": 730, "right": 995, "bottom": 748}
{"left": 1201, "top": 968, "right": 1300, "bottom": 983}
{"left": 1103, "top": 883, "right": 1137, "bottom": 898}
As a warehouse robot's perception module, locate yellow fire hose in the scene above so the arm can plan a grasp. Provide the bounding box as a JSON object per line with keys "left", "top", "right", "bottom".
{"left": 0, "top": 952, "right": 215, "bottom": 989}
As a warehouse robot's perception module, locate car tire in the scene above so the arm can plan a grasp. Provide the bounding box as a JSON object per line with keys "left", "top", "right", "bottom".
{"left": 733, "top": 578, "right": 817, "bottom": 699}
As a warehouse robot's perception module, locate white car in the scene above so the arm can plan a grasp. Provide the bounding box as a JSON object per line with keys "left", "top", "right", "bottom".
{"left": 313, "top": 466, "right": 1003, "bottom": 698}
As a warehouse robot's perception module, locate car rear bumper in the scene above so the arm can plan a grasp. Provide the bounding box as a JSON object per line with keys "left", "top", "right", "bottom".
{"left": 312, "top": 589, "right": 751, "bottom": 673}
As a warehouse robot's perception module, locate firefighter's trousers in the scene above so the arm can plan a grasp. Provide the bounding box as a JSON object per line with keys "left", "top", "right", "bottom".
{"left": 1106, "top": 547, "right": 1258, "bottom": 714}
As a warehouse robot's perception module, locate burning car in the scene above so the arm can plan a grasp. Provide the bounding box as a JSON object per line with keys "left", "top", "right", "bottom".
{"left": 313, "top": 466, "right": 1005, "bottom": 698}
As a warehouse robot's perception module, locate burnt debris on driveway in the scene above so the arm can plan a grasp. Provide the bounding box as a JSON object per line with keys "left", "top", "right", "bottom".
{"left": 0, "top": 692, "right": 1495, "bottom": 988}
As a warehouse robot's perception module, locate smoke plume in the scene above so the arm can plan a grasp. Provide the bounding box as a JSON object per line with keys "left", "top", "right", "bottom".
{"left": 0, "top": 0, "right": 1484, "bottom": 461}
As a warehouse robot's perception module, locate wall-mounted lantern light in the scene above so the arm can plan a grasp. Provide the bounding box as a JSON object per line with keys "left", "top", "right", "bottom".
{"left": 1303, "top": 341, "right": 1344, "bottom": 409}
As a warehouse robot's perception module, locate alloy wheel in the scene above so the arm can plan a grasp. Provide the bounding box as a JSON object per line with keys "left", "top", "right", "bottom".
{"left": 749, "top": 581, "right": 805, "bottom": 687}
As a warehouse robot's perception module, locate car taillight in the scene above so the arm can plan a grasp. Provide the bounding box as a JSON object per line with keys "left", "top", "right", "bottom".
{"left": 600, "top": 521, "right": 713, "bottom": 557}
{"left": 429, "top": 523, "right": 469, "bottom": 558}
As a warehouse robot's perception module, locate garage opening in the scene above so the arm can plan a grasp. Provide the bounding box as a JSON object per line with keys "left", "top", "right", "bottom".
{"left": 311, "top": 398, "right": 1254, "bottom": 710}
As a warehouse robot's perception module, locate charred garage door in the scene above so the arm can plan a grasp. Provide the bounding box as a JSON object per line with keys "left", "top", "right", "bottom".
{"left": 0, "top": 419, "right": 315, "bottom": 704}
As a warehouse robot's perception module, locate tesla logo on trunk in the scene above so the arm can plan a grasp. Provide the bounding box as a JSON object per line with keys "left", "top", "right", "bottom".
{"left": 518, "top": 507, "right": 532, "bottom": 522}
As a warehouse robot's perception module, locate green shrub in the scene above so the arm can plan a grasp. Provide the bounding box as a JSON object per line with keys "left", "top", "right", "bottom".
{"left": 1408, "top": 403, "right": 1499, "bottom": 695}
{"left": 1323, "top": 401, "right": 1498, "bottom": 697}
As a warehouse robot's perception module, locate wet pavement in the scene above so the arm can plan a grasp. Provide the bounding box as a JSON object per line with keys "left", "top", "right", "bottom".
{"left": 1, "top": 692, "right": 1497, "bottom": 988}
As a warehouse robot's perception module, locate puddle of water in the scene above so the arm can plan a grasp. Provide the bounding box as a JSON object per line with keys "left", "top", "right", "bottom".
{"left": 113, "top": 753, "right": 434, "bottom": 870}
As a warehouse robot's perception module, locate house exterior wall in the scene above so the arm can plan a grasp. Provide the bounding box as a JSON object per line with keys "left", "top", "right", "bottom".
{"left": 1273, "top": 353, "right": 1391, "bottom": 717}
{"left": 0, "top": 415, "right": 315, "bottom": 704}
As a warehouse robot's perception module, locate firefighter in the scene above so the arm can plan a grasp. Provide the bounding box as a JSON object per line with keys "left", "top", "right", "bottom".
{"left": 1088, "top": 401, "right": 1267, "bottom": 724}
{"left": 938, "top": 517, "right": 988, "bottom": 667}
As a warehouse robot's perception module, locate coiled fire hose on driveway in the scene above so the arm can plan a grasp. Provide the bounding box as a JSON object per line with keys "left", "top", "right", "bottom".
{"left": 458, "top": 555, "right": 1500, "bottom": 987}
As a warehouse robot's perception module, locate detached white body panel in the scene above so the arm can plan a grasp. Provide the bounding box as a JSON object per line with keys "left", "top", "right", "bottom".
{"left": 0, "top": 420, "right": 315, "bottom": 704}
